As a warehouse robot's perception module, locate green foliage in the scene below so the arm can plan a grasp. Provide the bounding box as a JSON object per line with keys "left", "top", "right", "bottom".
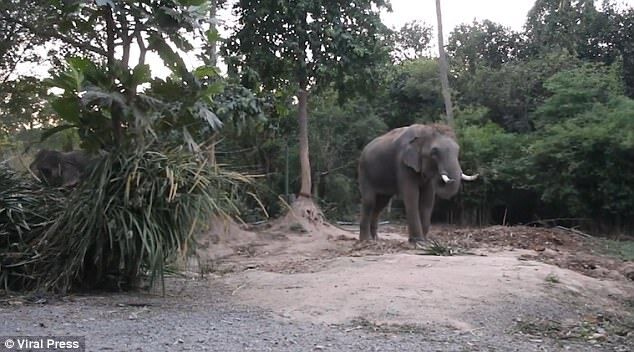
{"left": 0, "top": 163, "right": 65, "bottom": 291}
{"left": 309, "top": 90, "right": 387, "bottom": 217}
{"left": 454, "top": 111, "right": 535, "bottom": 224}
{"left": 391, "top": 20, "right": 433, "bottom": 62}
{"left": 225, "top": 0, "right": 391, "bottom": 95}
{"left": 604, "top": 5, "right": 634, "bottom": 97}
{"left": 447, "top": 20, "right": 524, "bottom": 75}
{"left": 533, "top": 62, "right": 625, "bottom": 127}
{"left": 527, "top": 96, "right": 634, "bottom": 221}
{"left": 454, "top": 51, "right": 583, "bottom": 132}
{"left": 0, "top": 77, "right": 54, "bottom": 137}
{"left": 382, "top": 59, "right": 445, "bottom": 128}
{"left": 1, "top": 145, "right": 249, "bottom": 292}
{"left": 524, "top": 0, "right": 609, "bottom": 60}
{"left": 44, "top": 57, "right": 230, "bottom": 151}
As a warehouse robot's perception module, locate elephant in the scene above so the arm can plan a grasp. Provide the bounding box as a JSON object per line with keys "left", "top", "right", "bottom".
{"left": 29, "top": 149, "right": 91, "bottom": 187}
{"left": 358, "top": 124, "right": 477, "bottom": 243}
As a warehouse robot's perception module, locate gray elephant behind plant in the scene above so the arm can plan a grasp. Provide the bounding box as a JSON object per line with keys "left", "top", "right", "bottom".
{"left": 29, "top": 149, "right": 91, "bottom": 187}
{"left": 358, "top": 124, "right": 477, "bottom": 243}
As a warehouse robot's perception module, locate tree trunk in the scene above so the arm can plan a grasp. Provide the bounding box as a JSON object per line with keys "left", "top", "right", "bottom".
{"left": 435, "top": 0, "right": 454, "bottom": 126}
{"left": 297, "top": 87, "right": 311, "bottom": 197}
{"left": 208, "top": 0, "right": 218, "bottom": 67}
{"left": 313, "top": 172, "right": 320, "bottom": 198}
{"left": 204, "top": 0, "right": 218, "bottom": 166}
{"left": 102, "top": 5, "right": 122, "bottom": 146}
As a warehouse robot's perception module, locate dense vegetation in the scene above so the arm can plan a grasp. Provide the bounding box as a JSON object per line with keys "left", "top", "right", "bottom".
{"left": 1, "top": 0, "right": 633, "bottom": 291}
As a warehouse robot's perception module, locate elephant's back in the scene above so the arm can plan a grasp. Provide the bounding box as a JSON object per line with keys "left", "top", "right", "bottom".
{"left": 361, "top": 127, "right": 406, "bottom": 155}
{"left": 358, "top": 129, "right": 401, "bottom": 193}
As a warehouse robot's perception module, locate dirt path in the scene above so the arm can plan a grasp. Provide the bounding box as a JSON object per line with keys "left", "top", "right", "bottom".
{"left": 1, "top": 222, "right": 633, "bottom": 351}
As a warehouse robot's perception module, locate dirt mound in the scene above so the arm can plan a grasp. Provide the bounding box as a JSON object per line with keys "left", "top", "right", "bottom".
{"left": 426, "top": 225, "right": 632, "bottom": 282}
{"left": 223, "top": 251, "right": 629, "bottom": 329}
{"left": 200, "top": 220, "right": 633, "bottom": 348}
{"left": 266, "top": 197, "right": 349, "bottom": 236}
{"left": 195, "top": 220, "right": 632, "bottom": 283}
{"left": 432, "top": 225, "right": 584, "bottom": 251}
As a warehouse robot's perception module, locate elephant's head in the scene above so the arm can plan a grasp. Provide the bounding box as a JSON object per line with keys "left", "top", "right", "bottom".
{"left": 29, "top": 149, "right": 89, "bottom": 187}
{"left": 402, "top": 124, "right": 477, "bottom": 199}
{"left": 29, "top": 149, "right": 63, "bottom": 185}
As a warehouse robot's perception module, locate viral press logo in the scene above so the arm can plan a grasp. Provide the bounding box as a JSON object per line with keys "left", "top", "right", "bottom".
{"left": 3, "top": 338, "right": 15, "bottom": 349}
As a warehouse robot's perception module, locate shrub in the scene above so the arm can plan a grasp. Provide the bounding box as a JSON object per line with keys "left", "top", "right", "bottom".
{"left": 1, "top": 145, "right": 248, "bottom": 293}
{"left": 0, "top": 163, "right": 65, "bottom": 291}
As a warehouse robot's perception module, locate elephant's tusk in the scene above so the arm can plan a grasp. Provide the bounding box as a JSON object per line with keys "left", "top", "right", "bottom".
{"left": 461, "top": 173, "right": 479, "bottom": 181}
{"left": 441, "top": 174, "right": 453, "bottom": 183}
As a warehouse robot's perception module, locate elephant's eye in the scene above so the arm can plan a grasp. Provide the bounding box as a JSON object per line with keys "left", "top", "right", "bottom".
{"left": 431, "top": 147, "right": 440, "bottom": 156}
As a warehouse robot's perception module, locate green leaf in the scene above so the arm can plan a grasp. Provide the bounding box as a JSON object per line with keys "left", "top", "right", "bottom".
{"left": 200, "top": 81, "right": 225, "bottom": 100}
{"left": 131, "top": 64, "right": 152, "bottom": 86}
{"left": 205, "top": 28, "right": 221, "bottom": 43}
{"left": 67, "top": 57, "right": 94, "bottom": 73}
{"left": 147, "top": 33, "right": 188, "bottom": 76}
{"left": 194, "top": 65, "right": 219, "bottom": 79}
{"left": 51, "top": 96, "right": 81, "bottom": 124}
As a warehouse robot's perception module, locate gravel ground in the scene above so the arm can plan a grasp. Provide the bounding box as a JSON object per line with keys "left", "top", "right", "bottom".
{"left": 1, "top": 279, "right": 629, "bottom": 352}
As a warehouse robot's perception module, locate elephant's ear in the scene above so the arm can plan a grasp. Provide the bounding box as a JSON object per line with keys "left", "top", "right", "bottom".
{"left": 403, "top": 140, "right": 421, "bottom": 173}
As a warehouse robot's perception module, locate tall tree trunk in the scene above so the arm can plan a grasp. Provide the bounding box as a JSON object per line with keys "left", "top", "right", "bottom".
{"left": 208, "top": 0, "right": 218, "bottom": 67}
{"left": 297, "top": 87, "right": 311, "bottom": 198}
{"left": 435, "top": 0, "right": 454, "bottom": 126}
{"left": 206, "top": 0, "right": 218, "bottom": 166}
{"left": 102, "top": 5, "right": 122, "bottom": 146}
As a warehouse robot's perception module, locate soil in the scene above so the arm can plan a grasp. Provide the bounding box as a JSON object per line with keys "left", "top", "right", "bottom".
{"left": 1, "top": 218, "right": 633, "bottom": 351}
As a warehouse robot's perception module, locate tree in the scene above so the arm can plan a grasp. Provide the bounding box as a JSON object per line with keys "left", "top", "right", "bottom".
{"left": 447, "top": 20, "right": 524, "bottom": 76}
{"left": 382, "top": 59, "right": 445, "bottom": 129}
{"left": 3, "top": 0, "right": 227, "bottom": 151}
{"left": 225, "top": 0, "right": 390, "bottom": 209}
{"left": 455, "top": 51, "right": 583, "bottom": 132}
{"left": 0, "top": 77, "right": 53, "bottom": 136}
{"left": 435, "top": 0, "right": 454, "bottom": 125}
{"left": 533, "top": 62, "right": 624, "bottom": 127}
{"left": 391, "top": 20, "right": 433, "bottom": 62}
{"left": 524, "top": 0, "right": 611, "bottom": 60}
{"left": 603, "top": 3, "right": 634, "bottom": 97}
{"left": 0, "top": 0, "right": 82, "bottom": 81}
{"left": 308, "top": 90, "right": 387, "bottom": 217}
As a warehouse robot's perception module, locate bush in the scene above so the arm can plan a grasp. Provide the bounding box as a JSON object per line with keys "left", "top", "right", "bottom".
{"left": 0, "top": 163, "right": 66, "bottom": 291}
{"left": 528, "top": 97, "right": 634, "bottom": 230}
{"left": 320, "top": 173, "right": 358, "bottom": 220}
{"left": 1, "top": 145, "right": 248, "bottom": 293}
{"left": 451, "top": 110, "right": 538, "bottom": 225}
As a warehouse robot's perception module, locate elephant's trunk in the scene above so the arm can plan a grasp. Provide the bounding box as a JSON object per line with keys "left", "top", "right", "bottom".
{"left": 436, "top": 169, "right": 462, "bottom": 200}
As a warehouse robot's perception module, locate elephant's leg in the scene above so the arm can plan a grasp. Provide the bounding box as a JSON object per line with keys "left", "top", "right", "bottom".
{"left": 401, "top": 185, "right": 423, "bottom": 243}
{"left": 359, "top": 193, "right": 376, "bottom": 241}
{"left": 370, "top": 195, "right": 391, "bottom": 240}
{"left": 418, "top": 183, "right": 435, "bottom": 241}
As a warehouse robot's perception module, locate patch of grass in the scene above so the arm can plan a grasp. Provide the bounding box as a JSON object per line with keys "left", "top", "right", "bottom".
{"left": 513, "top": 313, "right": 634, "bottom": 343}
{"left": 545, "top": 272, "right": 560, "bottom": 284}
{"left": 599, "top": 239, "right": 634, "bottom": 261}
{"left": 348, "top": 318, "right": 428, "bottom": 334}
{"left": 514, "top": 318, "right": 562, "bottom": 337}
{"left": 421, "top": 240, "right": 455, "bottom": 256}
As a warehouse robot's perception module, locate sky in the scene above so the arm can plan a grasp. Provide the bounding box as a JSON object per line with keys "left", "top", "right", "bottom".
{"left": 15, "top": 0, "right": 634, "bottom": 79}
{"left": 383, "top": 0, "right": 536, "bottom": 37}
